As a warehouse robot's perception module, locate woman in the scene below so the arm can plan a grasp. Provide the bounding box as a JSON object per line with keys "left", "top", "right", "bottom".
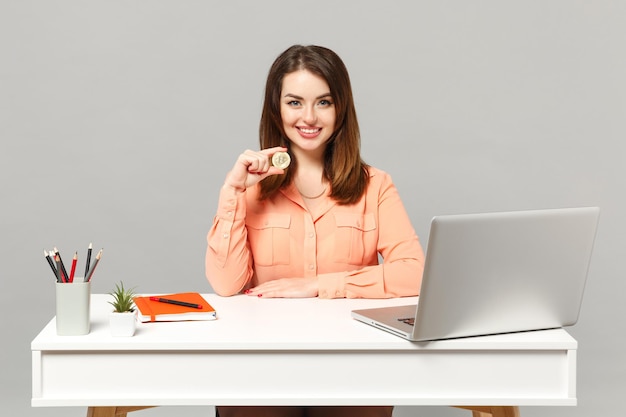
{"left": 206, "top": 45, "right": 425, "bottom": 417}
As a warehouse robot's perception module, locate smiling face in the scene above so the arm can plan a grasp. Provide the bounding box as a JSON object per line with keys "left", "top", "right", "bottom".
{"left": 280, "top": 70, "right": 337, "bottom": 158}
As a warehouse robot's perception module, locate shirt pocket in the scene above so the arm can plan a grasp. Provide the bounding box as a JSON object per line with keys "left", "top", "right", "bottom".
{"left": 333, "top": 212, "right": 377, "bottom": 265}
{"left": 246, "top": 213, "right": 291, "bottom": 266}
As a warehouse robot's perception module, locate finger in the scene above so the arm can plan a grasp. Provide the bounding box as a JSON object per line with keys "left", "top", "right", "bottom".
{"left": 264, "top": 166, "right": 285, "bottom": 177}
{"left": 245, "top": 147, "right": 288, "bottom": 174}
{"left": 260, "top": 146, "right": 288, "bottom": 156}
{"left": 244, "top": 287, "right": 268, "bottom": 297}
{"left": 243, "top": 154, "right": 269, "bottom": 174}
{"left": 250, "top": 155, "right": 271, "bottom": 174}
{"left": 249, "top": 166, "right": 285, "bottom": 185}
{"left": 245, "top": 281, "right": 276, "bottom": 296}
{"left": 236, "top": 151, "right": 261, "bottom": 171}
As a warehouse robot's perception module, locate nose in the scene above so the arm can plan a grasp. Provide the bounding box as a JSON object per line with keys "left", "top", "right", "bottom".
{"left": 302, "top": 105, "right": 317, "bottom": 125}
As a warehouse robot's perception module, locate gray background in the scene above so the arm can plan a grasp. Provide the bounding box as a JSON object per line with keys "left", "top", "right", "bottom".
{"left": 1, "top": 1, "right": 624, "bottom": 417}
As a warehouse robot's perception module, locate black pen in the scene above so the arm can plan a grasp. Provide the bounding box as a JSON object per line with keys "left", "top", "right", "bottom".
{"left": 149, "top": 297, "right": 203, "bottom": 309}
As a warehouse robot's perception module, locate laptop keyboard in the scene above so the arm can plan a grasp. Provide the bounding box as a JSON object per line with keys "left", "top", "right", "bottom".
{"left": 398, "top": 317, "right": 415, "bottom": 326}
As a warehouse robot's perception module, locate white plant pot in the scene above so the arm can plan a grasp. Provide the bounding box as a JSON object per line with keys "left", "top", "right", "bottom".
{"left": 109, "top": 310, "right": 137, "bottom": 337}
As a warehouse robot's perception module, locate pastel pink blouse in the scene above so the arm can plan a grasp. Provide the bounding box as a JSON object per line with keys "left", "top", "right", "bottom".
{"left": 205, "top": 167, "right": 424, "bottom": 299}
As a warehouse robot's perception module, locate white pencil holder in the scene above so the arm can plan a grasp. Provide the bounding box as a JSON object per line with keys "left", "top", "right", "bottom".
{"left": 55, "top": 280, "right": 91, "bottom": 336}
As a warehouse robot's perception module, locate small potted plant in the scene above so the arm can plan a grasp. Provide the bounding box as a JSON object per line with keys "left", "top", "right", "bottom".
{"left": 108, "top": 281, "right": 137, "bottom": 337}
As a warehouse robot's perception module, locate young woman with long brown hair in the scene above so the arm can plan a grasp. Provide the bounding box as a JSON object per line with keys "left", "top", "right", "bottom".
{"left": 206, "top": 45, "right": 424, "bottom": 417}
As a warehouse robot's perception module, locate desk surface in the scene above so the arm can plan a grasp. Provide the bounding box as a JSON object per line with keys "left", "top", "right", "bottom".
{"left": 32, "top": 294, "right": 577, "bottom": 350}
{"left": 32, "top": 294, "right": 577, "bottom": 407}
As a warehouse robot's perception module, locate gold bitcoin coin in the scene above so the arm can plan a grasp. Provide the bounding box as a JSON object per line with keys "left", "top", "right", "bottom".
{"left": 271, "top": 151, "right": 291, "bottom": 169}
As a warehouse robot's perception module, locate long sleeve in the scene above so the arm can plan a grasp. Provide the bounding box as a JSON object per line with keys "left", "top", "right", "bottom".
{"left": 205, "top": 167, "right": 425, "bottom": 299}
{"left": 317, "top": 171, "right": 424, "bottom": 299}
{"left": 205, "top": 185, "right": 254, "bottom": 296}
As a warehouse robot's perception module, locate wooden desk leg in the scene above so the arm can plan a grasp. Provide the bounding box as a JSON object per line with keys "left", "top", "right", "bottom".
{"left": 455, "top": 406, "right": 521, "bottom": 417}
{"left": 87, "top": 406, "right": 155, "bottom": 417}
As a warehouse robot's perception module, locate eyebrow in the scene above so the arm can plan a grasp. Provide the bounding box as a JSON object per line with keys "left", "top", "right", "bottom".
{"left": 283, "top": 93, "right": 332, "bottom": 100}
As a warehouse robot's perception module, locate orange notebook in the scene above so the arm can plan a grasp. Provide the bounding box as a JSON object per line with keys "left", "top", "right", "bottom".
{"left": 133, "top": 292, "right": 217, "bottom": 322}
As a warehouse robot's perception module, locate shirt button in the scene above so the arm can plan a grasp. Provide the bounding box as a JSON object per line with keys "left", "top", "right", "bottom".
{"left": 223, "top": 233, "right": 229, "bottom": 239}
{"left": 335, "top": 291, "right": 342, "bottom": 297}
{"left": 227, "top": 211, "right": 233, "bottom": 217}
{"left": 308, "top": 264, "right": 315, "bottom": 270}
{"left": 309, "top": 232, "right": 315, "bottom": 238}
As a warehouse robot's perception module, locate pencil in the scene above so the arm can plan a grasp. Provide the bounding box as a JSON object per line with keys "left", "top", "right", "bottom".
{"left": 54, "top": 247, "right": 69, "bottom": 283}
{"left": 69, "top": 252, "right": 77, "bottom": 283}
{"left": 84, "top": 242, "right": 92, "bottom": 278}
{"left": 44, "top": 250, "right": 60, "bottom": 282}
{"left": 85, "top": 249, "right": 102, "bottom": 282}
{"left": 54, "top": 253, "right": 65, "bottom": 283}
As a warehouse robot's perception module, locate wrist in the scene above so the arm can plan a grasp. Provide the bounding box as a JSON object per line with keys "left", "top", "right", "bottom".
{"left": 223, "top": 183, "right": 246, "bottom": 193}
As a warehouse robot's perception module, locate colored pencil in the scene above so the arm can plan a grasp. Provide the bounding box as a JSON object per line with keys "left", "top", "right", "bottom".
{"left": 84, "top": 242, "right": 92, "bottom": 278}
{"left": 54, "top": 254, "right": 65, "bottom": 283}
{"left": 54, "top": 247, "right": 69, "bottom": 283}
{"left": 85, "top": 249, "right": 102, "bottom": 282}
{"left": 44, "top": 250, "right": 60, "bottom": 282}
{"left": 69, "top": 252, "right": 77, "bottom": 283}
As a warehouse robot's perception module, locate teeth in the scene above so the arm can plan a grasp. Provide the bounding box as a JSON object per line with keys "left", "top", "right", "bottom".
{"left": 300, "top": 128, "right": 319, "bottom": 134}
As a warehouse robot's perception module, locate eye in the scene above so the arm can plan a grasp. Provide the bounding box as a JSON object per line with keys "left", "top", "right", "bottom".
{"left": 286, "top": 100, "right": 301, "bottom": 106}
{"left": 318, "top": 99, "right": 333, "bottom": 107}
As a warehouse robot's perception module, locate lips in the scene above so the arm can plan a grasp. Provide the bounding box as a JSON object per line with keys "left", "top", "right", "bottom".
{"left": 297, "top": 127, "right": 322, "bottom": 138}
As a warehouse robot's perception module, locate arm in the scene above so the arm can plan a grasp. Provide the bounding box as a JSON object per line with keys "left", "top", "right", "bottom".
{"left": 205, "top": 185, "right": 253, "bottom": 296}
{"left": 318, "top": 173, "right": 424, "bottom": 299}
{"left": 205, "top": 147, "right": 286, "bottom": 296}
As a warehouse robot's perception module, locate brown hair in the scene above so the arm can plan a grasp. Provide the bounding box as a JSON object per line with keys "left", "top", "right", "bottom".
{"left": 258, "top": 45, "right": 369, "bottom": 204}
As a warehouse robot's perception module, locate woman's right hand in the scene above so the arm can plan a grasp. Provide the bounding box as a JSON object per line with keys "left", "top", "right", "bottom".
{"left": 224, "top": 147, "right": 287, "bottom": 191}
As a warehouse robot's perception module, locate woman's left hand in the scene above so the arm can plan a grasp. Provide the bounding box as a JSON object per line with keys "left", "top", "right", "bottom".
{"left": 245, "top": 278, "right": 319, "bottom": 298}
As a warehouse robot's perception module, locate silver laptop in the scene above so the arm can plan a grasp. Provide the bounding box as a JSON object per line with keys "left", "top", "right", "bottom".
{"left": 352, "top": 207, "right": 600, "bottom": 341}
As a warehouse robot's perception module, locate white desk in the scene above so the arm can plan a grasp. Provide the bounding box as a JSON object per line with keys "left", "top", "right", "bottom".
{"left": 31, "top": 295, "right": 577, "bottom": 417}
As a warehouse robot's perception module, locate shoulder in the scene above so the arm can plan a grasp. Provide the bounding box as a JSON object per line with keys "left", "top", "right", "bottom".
{"left": 366, "top": 166, "right": 394, "bottom": 186}
{"left": 367, "top": 166, "right": 388, "bottom": 178}
{"left": 362, "top": 166, "right": 400, "bottom": 201}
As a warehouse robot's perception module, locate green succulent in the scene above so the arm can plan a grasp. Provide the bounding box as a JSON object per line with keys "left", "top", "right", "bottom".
{"left": 108, "top": 281, "right": 136, "bottom": 313}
